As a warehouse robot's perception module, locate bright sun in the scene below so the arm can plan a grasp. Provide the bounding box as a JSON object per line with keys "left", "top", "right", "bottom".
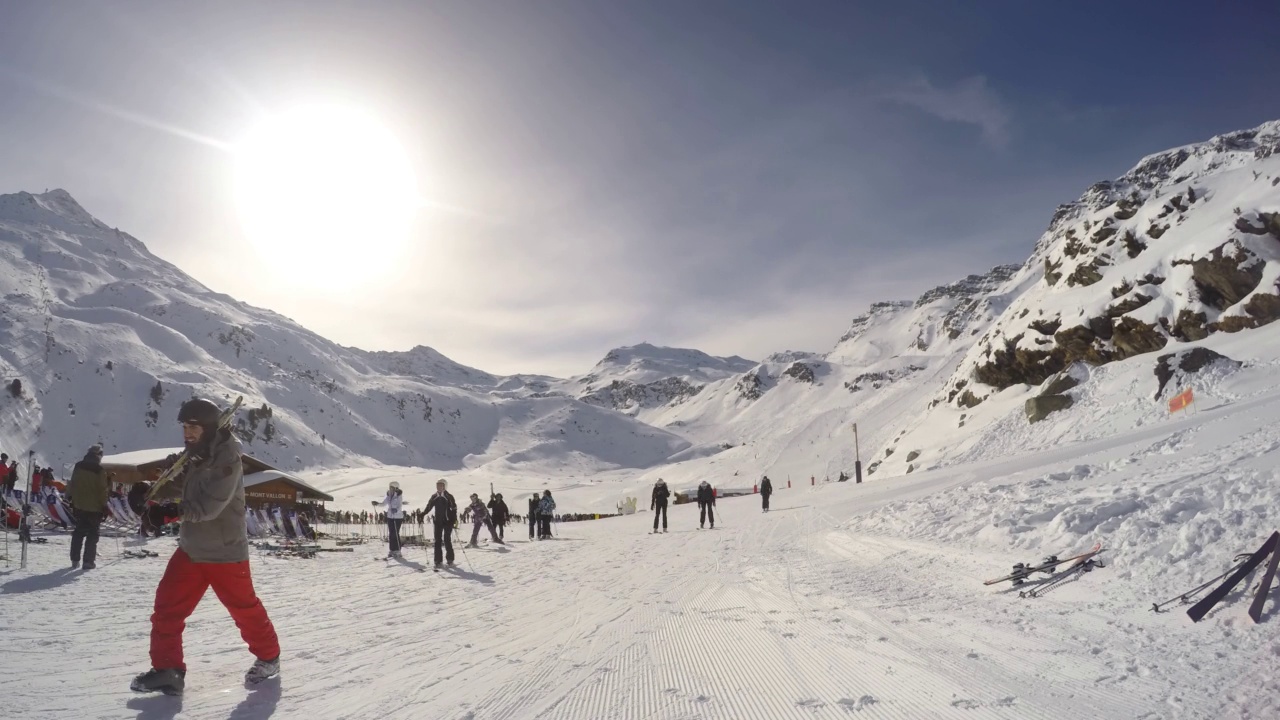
{"left": 233, "top": 105, "right": 418, "bottom": 283}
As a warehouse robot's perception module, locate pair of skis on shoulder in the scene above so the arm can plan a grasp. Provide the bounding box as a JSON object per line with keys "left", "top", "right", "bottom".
{"left": 983, "top": 542, "right": 1106, "bottom": 598}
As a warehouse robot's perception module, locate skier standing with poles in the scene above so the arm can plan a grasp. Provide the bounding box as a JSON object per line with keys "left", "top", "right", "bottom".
{"left": 424, "top": 479, "right": 458, "bottom": 569}
{"left": 465, "top": 493, "right": 504, "bottom": 547}
{"left": 371, "top": 481, "right": 405, "bottom": 559}
{"left": 651, "top": 479, "right": 670, "bottom": 534}
{"left": 487, "top": 492, "right": 509, "bottom": 541}
{"left": 131, "top": 398, "right": 280, "bottom": 696}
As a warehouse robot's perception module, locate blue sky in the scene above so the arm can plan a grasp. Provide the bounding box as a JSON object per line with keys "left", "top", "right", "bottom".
{"left": 1, "top": 0, "right": 1278, "bottom": 376}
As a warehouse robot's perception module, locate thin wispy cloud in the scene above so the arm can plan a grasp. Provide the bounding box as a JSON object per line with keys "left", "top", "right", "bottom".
{"left": 887, "top": 75, "right": 1011, "bottom": 149}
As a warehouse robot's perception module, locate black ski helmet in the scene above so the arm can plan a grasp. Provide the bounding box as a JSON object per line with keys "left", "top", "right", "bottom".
{"left": 178, "top": 397, "right": 221, "bottom": 428}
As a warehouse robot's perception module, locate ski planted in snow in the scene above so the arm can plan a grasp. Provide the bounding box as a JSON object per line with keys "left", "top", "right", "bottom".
{"left": 1248, "top": 538, "right": 1280, "bottom": 622}
{"left": 1187, "top": 531, "right": 1279, "bottom": 622}
{"left": 145, "top": 396, "right": 244, "bottom": 502}
{"left": 1151, "top": 553, "right": 1252, "bottom": 613}
{"left": 984, "top": 543, "right": 1101, "bottom": 586}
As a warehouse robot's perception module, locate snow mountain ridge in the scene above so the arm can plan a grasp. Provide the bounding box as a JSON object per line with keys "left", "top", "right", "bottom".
{"left": 1, "top": 119, "right": 1279, "bottom": 504}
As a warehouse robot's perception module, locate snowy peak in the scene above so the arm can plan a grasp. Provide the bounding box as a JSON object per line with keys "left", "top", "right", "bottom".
{"left": 570, "top": 343, "right": 756, "bottom": 416}
{"left": 361, "top": 345, "right": 501, "bottom": 389}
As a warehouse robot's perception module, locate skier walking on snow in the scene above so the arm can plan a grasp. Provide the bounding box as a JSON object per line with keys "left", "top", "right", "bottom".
{"left": 538, "top": 490, "right": 556, "bottom": 539}
{"left": 651, "top": 479, "right": 670, "bottom": 533}
{"left": 372, "top": 481, "right": 406, "bottom": 559}
{"left": 424, "top": 479, "right": 458, "bottom": 569}
{"left": 760, "top": 475, "right": 772, "bottom": 512}
{"left": 488, "top": 492, "right": 509, "bottom": 541}
{"left": 697, "top": 480, "right": 715, "bottom": 529}
{"left": 131, "top": 398, "right": 280, "bottom": 696}
{"left": 466, "top": 494, "right": 504, "bottom": 547}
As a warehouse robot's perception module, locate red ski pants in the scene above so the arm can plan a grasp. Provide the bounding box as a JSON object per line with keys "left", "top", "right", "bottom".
{"left": 150, "top": 549, "right": 280, "bottom": 671}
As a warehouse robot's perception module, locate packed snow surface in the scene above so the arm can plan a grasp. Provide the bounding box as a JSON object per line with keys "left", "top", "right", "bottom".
{"left": 3, "top": 355, "right": 1278, "bottom": 718}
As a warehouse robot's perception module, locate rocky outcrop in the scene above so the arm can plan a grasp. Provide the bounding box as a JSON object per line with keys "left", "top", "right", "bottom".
{"left": 1177, "top": 241, "right": 1264, "bottom": 311}
{"left": 579, "top": 376, "right": 703, "bottom": 413}
{"left": 1153, "top": 347, "right": 1242, "bottom": 397}
{"left": 735, "top": 371, "right": 767, "bottom": 401}
{"left": 783, "top": 362, "right": 816, "bottom": 384}
{"left": 1025, "top": 394, "right": 1073, "bottom": 423}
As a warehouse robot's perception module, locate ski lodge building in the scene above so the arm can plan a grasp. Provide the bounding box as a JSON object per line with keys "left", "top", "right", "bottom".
{"left": 100, "top": 447, "right": 333, "bottom": 509}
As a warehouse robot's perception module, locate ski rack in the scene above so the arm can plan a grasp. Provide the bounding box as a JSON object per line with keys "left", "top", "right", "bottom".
{"left": 1185, "top": 531, "right": 1279, "bottom": 623}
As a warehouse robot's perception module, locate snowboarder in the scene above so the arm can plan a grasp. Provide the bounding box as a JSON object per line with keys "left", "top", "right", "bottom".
{"left": 538, "top": 490, "right": 556, "bottom": 539}
{"left": 466, "top": 494, "right": 504, "bottom": 547}
{"left": 488, "top": 492, "right": 509, "bottom": 541}
{"left": 424, "top": 479, "right": 458, "bottom": 568}
{"left": 131, "top": 398, "right": 280, "bottom": 696}
{"left": 528, "top": 493, "right": 540, "bottom": 539}
{"left": 371, "top": 481, "right": 406, "bottom": 559}
{"left": 67, "top": 445, "right": 108, "bottom": 569}
{"left": 760, "top": 475, "right": 772, "bottom": 512}
{"left": 696, "top": 480, "right": 715, "bottom": 529}
{"left": 651, "top": 479, "right": 670, "bottom": 533}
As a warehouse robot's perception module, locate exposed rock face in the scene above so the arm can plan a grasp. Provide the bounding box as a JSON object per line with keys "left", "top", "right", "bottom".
{"left": 844, "top": 364, "right": 925, "bottom": 393}
{"left": 735, "top": 371, "right": 767, "bottom": 401}
{"left": 1178, "top": 241, "right": 1264, "bottom": 311}
{"left": 1041, "top": 371, "right": 1080, "bottom": 397}
{"left": 1025, "top": 394, "right": 1073, "bottom": 423}
{"left": 1153, "top": 347, "right": 1241, "bottom": 397}
{"left": 949, "top": 120, "right": 1280, "bottom": 405}
{"left": 783, "top": 362, "right": 816, "bottom": 383}
{"left": 579, "top": 377, "right": 703, "bottom": 413}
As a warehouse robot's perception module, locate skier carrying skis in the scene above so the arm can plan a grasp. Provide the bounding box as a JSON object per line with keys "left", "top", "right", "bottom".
{"left": 487, "top": 492, "right": 509, "bottom": 541}
{"left": 651, "top": 479, "right": 670, "bottom": 533}
{"left": 67, "top": 445, "right": 108, "bottom": 569}
{"left": 131, "top": 398, "right": 280, "bottom": 696}
{"left": 528, "top": 493, "right": 540, "bottom": 540}
{"left": 424, "top": 479, "right": 458, "bottom": 569}
{"left": 696, "top": 480, "right": 716, "bottom": 529}
{"left": 760, "top": 475, "right": 772, "bottom": 512}
{"left": 538, "top": 490, "right": 556, "bottom": 539}
{"left": 466, "top": 494, "right": 504, "bottom": 547}
{"left": 372, "top": 481, "right": 406, "bottom": 559}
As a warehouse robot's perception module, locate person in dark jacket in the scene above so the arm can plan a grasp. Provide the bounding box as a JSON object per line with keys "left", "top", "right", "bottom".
{"left": 696, "top": 480, "right": 715, "bottom": 530}
{"left": 528, "top": 493, "right": 539, "bottom": 540}
{"left": 466, "top": 494, "right": 504, "bottom": 547}
{"left": 68, "top": 445, "right": 108, "bottom": 569}
{"left": 423, "top": 479, "right": 458, "bottom": 568}
{"left": 760, "top": 475, "right": 773, "bottom": 512}
{"left": 651, "top": 479, "right": 670, "bottom": 533}
{"left": 487, "top": 493, "right": 509, "bottom": 540}
{"left": 132, "top": 398, "right": 280, "bottom": 697}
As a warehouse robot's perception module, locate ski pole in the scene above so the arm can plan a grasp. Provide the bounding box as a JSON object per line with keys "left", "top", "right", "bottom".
{"left": 1151, "top": 554, "right": 1251, "bottom": 612}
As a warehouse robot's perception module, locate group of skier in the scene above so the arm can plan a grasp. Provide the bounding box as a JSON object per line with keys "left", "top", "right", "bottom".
{"left": 371, "top": 482, "right": 562, "bottom": 561}
{"left": 648, "top": 478, "right": 723, "bottom": 533}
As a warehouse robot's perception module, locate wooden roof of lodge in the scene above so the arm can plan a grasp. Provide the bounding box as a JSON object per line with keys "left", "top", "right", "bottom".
{"left": 101, "top": 448, "right": 332, "bottom": 501}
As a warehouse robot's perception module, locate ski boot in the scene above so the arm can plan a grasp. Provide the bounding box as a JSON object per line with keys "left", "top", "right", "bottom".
{"left": 131, "top": 668, "right": 185, "bottom": 695}
{"left": 246, "top": 656, "right": 280, "bottom": 684}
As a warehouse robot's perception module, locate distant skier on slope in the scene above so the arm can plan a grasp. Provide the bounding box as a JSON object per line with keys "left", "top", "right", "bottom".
{"left": 371, "top": 481, "right": 406, "bottom": 559}
{"left": 651, "top": 479, "right": 670, "bottom": 533}
{"left": 466, "top": 493, "right": 504, "bottom": 547}
{"left": 538, "top": 490, "right": 556, "bottom": 539}
{"left": 131, "top": 398, "right": 280, "bottom": 696}
{"left": 760, "top": 475, "right": 772, "bottom": 513}
{"left": 424, "top": 479, "right": 458, "bottom": 569}
{"left": 696, "top": 480, "right": 716, "bottom": 529}
{"left": 488, "top": 492, "right": 509, "bottom": 541}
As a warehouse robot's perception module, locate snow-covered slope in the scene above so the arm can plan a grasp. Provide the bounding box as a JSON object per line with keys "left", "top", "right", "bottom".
{"left": 0, "top": 190, "right": 687, "bottom": 476}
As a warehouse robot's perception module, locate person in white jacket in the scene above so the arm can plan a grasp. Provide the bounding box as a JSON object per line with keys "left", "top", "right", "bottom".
{"left": 372, "top": 481, "right": 406, "bottom": 559}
